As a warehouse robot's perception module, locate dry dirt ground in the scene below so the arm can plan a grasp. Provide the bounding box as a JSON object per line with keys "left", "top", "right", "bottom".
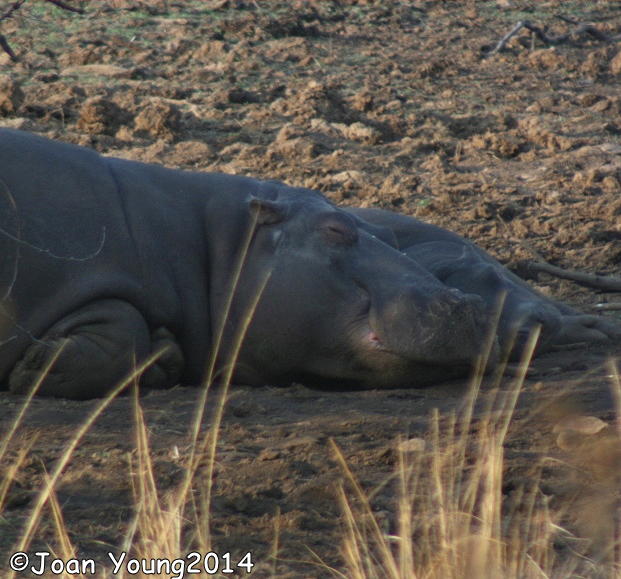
{"left": 2, "top": 1, "right": 621, "bottom": 577}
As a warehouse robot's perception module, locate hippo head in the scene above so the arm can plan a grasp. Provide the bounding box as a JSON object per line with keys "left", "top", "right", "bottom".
{"left": 223, "top": 186, "right": 497, "bottom": 389}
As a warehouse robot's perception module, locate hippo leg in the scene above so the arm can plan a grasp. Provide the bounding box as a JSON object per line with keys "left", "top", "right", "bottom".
{"left": 555, "top": 314, "right": 621, "bottom": 346}
{"left": 141, "top": 326, "right": 185, "bottom": 390}
{"left": 8, "top": 299, "right": 183, "bottom": 399}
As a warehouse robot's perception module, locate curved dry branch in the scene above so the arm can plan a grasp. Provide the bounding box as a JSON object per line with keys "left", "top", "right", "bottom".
{"left": 0, "top": 0, "right": 84, "bottom": 62}
{"left": 45, "top": 0, "right": 84, "bottom": 14}
{"left": 526, "top": 260, "right": 621, "bottom": 292}
{"left": 490, "top": 17, "right": 621, "bottom": 55}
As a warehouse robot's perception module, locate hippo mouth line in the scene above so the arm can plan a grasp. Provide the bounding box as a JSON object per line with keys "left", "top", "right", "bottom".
{"left": 362, "top": 328, "right": 393, "bottom": 354}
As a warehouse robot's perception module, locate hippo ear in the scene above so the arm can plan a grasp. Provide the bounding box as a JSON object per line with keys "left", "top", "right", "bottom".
{"left": 248, "top": 197, "right": 287, "bottom": 225}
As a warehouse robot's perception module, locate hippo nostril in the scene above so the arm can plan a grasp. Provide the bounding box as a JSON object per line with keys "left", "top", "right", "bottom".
{"left": 446, "top": 288, "right": 464, "bottom": 299}
{"left": 512, "top": 303, "right": 561, "bottom": 340}
{"left": 362, "top": 327, "right": 388, "bottom": 351}
{"left": 443, "top": 288, "right": 484, "bottom": 311}
{"left": 429, "top": 288, "right": 478, "bottom": 319}
{"left": 529, "top": 304, "right": 558, "bottom": 326}
{"left": 436, "top": 288, "right": 461, "bottom": 304}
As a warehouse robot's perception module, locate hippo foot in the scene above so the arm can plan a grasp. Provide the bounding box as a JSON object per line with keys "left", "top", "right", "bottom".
{"left": 9, "top": 333, "right": 139, "bottom": 399}
{"left": 498, "top": 301, "right": 562, "bottom": 362}
{"left": 555, "top": 315, "right": 621, "bottom": 348}
{"left": 141, "top": 327, "right": 184, "bottom": 389}
{"left": 7, "top": 299, "right": 165, "bottom": 399}
{"left": 9, "top": 336, "right": 80, "bottom": 396}
{"left": 9, "top": 328, "right": 184, "bottom": 398}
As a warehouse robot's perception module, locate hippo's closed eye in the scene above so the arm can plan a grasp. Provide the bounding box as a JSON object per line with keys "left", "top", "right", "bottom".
{"left": 319, "top": 214, "right": 359, "bottom": 246}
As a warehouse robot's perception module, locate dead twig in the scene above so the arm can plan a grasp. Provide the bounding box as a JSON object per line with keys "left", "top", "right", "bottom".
{"left": 44, "top": 0, "right": 84, "bottom": 14}
{"left": 0, "top": 0, "right": 27, "bottom": 62}
{"left": 556, "top": 14, "right": 616, "bottom": 42}
{"left": 0, "top": 0, "right": 84, "bottom": 62}
{"left": 526, "top": 260, "right": 621, "bottom": 293}
{"left": 0, "top": 1, "right": 28, "bottom": 23}
{"left": 489, "top": 17, "right": 621, "bottom": 55}
{"left": 0, "top": 34, "right": 17, "bottom": 61}
{"left": 592, "top": 302, "right": 621, "bottom": 312}
{"left": 499, "top": 214, "right": 621, "bottom": 293}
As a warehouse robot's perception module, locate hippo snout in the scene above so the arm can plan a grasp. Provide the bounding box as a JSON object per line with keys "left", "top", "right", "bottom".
{"left": 426, "top": 289, "right": 495, "bottom": 363}
{"left": 373, "top": 286, "right": 496, "bottom": 367}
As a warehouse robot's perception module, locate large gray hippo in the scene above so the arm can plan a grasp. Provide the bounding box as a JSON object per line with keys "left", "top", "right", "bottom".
{"left": 0, "top": 128, "right": 617, "bottom": 399}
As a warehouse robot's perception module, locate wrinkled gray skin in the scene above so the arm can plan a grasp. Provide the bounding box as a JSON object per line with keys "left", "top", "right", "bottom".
{"left": 0, "top": 129, "right": 617, "bottom": 399}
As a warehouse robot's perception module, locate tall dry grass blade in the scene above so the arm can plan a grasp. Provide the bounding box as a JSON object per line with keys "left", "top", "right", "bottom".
{"left": 117, "top": 501, "right": 140, "bottom": 571}
{"left": 270, "top": 507, "right": 281, "bottom": 578}
{"left": 338, "top": 481, "right": 383, "bottom": 579}
{"left": 114, "top": 383, "right": 188, "bottom": 578}
{"left": 428, "top": 407, "right": 450, "bottom": 568}
{"left": 175, "top": 209, "right": 267, "bottom": 550}
{"left": 0, "top": 340, "right": 67, "bottom": 462}
{"left": 458, "top": 292, "right": 506, "bottom": 443}
{"left": 197, "top": 268, "right": 272, "bottom": 549}
{"left": 606, "top": 358, "right": 621, "bottom": 576}
{"left": 0, "top": 435, "right": 36, "bottom": 510}
{"left": 464, "top": 327, "right": 540, "bottom": 578}
{"left": 474, "top": 318, "right": 529, "bottom": 444}
{"left": 132, "top": 386, "right": 160, "bottom": 515}
{"left": 395, "top": 443, "right": 414, "bottom": 579}
{"left": 132, "top": 385, "right": 176, "bottom": 554}
{"left": 460, "top": 325, "right": 540, "bottom": 524}
{"left": 330, "top": 438, "right": 405, "bottom": 579}
{"left": 180, "top": 431, "right": 212, "bottom": 549}
{"left": 496, "top": 326, "right": 540, "bottom": 444}
{"left": 45, "top": 473, "right": 76, "bottom": 565}
{"left": 7, "top": 346, "right": 169, "bottom": 579}
{"left": 453, "top": 293, "right": 507, "bottom": 527}
{"left": 474, "top": 290, "right": 508, "bottom": 388}
{"left": 607, "top": 359, "right": 621, "bottom": 439}
{"left": 185, "top": 209, "right": 261, "bottom": 456}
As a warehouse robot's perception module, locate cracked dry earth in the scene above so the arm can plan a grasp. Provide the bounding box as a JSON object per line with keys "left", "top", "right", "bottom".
{"left": 2, "top": 1, "right": 621, "bottom": 577}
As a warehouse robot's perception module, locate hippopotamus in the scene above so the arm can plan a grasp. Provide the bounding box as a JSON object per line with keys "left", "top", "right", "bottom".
{"left": 0, "top": 129, "right": 617, "bottom": 399}
{"left": 349, "top": 208, "right": 620, "bottom": 360}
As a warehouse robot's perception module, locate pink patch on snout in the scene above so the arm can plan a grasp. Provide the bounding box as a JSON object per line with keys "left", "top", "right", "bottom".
{"left": 367, "top": 331, "right": 383, "bottom": 346}
{"left": 364, "top": 329, "right": 390, "bottom": 352}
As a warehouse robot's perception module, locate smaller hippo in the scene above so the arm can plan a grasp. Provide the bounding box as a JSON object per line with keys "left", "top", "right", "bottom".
{"left": 350, "top": 208, "right": 620, "bottom": 360}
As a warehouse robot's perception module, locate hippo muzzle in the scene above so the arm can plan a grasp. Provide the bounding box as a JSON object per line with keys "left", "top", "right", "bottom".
{"left": 369, "top": 285, "right": 498, "bottom": 368}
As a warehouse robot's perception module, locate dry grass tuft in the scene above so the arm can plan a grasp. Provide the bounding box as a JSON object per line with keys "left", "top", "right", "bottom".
{"left": 2, "top": 284, "right": 621, "bottom": 578}
{"left": 333, "top": 331, "right": 621, "bottom": 579}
